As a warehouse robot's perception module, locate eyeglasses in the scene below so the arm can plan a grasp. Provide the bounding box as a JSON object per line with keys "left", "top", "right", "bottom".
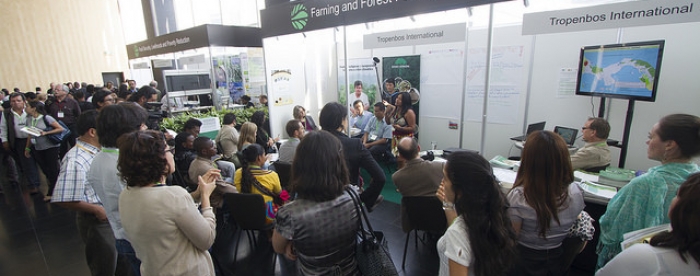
{"left": 581, "top": 127, "right": 590, "bottom": 130}
{"left": 165, "top": 147, "right": 175, "bottom": 154}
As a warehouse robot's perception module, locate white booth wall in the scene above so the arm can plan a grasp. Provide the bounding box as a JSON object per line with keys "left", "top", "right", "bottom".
{"left": 263, "top": 1, "right": 700, "bottom": 172}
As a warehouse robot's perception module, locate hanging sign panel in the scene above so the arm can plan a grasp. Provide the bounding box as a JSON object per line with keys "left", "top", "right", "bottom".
{"left": 363, "top": 23, "right": 466, "bottom": 49}
{"left": 522, "top": 0, "right": 700, "bottom": 35}
{"left": 260, "top": 0, "right": 510, "bottom": 37}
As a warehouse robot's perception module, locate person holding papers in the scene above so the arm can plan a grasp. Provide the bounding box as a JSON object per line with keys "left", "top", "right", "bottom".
{"left": 596, "top": 114, "right": 700, "bottom": 269}
{"left": 571, "top": 117, "right": 611, "bottom": 170}
{"left": 597, "top": 173, "right": 700, "bottom": 275}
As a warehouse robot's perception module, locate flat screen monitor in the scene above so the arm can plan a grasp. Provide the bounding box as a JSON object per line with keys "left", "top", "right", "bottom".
{"left": 575, "top": 40, "right": 664, "bottom": 102}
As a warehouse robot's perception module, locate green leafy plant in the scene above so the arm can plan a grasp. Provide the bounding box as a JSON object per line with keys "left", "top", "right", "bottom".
{"left": 160, "top": 107, "right": 269, "bottom": 133}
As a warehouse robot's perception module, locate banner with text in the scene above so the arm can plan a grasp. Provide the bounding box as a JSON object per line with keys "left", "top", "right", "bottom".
{"left": 363, "top": 23, "right": 466, "bottom": 49}
{"left": 523, "top": 0, "right": 700, "bottom": 35}
{"left": 261, "top": 0, "right": 509, "bottom": 37}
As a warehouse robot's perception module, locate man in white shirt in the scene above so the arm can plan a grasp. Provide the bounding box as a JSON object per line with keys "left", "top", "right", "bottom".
{"left": 348, "top": 80, "right": 369, "bottom": 115}
{"left": 279, "top": 119, "right": 305, "bottom": 163}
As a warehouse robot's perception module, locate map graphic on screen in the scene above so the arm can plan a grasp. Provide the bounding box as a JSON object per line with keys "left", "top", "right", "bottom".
{"left": 576, "top": 41, "right": 664, "bottom": 102}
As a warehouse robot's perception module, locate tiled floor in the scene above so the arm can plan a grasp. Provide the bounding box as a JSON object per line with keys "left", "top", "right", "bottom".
{"left": 0, "top": 179, "right": 593, "bottom": 276}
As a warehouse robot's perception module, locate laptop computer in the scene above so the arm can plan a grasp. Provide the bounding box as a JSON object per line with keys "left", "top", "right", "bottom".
{"left": 554, "top": 126, "right": 578, "bottom": 148}
{"left": 510, "top": 121, "right": 546, "bottom": 142}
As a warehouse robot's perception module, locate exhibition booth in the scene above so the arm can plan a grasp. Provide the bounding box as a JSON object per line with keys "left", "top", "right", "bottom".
{"left": 259, "top": 0, "right": 700, "bottom": 173}
{"left": 125, "top": 24, "right": 266, "bottom": 113}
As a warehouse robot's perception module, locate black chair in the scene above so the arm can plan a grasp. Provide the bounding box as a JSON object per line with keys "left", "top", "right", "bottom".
{"left": 224, "top": 193, "right": 274, "bottom": 265}
{"left": 401, "top": 196, "right": 447, "bottom": 269}
{"left": 584, "top": 164, "right": 610, "bottom": 173}
{"left": 272, "top": 161, "right": 292, "bottom": 190}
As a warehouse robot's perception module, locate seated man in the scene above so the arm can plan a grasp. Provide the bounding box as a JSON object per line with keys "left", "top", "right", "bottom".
{"left": 392, "top": 137, "right": 444, "bottom": 232}
{"left": 188, "top": 137, "right": 237, "bottom": 208}
{"left": 215, "top": 113, "right": 240, "bottom": 167}
{"left": 173, "top": 132, "right": 196, "bottom": 188}
{"left": 189, "top": 137, "right": 235, "bottom": 184}
{"left": 350, "top": 100, "right": 372, "bottom": 138}
{"left": 571, "top": 117, "right": 611, "bottom": 170}
{"left": 362, "top": 102, "right": 393, "bottom": 162}
{"left": 278, "top": 119, "right": 304, "bottom": 163}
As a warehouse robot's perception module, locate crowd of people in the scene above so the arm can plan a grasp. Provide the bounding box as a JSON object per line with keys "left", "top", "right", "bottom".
{"left": 1, "top": 78, "right": 700, "bottom": 275}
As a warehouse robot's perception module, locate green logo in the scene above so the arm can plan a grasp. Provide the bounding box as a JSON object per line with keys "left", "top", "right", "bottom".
{"left": 134, "top": 45, "right": 139, "bottom": 58}
{"left": 291, "top": 4, "right": 308, "bottom": 30}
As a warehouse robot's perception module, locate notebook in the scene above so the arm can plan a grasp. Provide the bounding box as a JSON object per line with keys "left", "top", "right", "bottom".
{"left": 510, "top": 121, "right": 546, "bottom": 142}
{"left": 554, "top": 126, "right": 578, "bottom": 147}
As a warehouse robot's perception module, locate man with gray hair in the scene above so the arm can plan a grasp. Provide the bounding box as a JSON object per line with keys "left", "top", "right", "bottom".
{"left": 46, "top": 83, "right": 81, "bottom": 158}
{"left": 571, "top": 117, "right": 611, "bottom": 170}
{"left": 149, "top": 80, "right": 162, "bottom": 101}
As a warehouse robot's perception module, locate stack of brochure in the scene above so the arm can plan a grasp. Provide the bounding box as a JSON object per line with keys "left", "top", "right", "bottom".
{"left": 20, "top": 126, "right": 43, "bottom": 137}
{"left": 577, "top": 181, "right": 617, "bottom": 200}
{"left": 620, "top": 224, "right": 670, "bottom": 250}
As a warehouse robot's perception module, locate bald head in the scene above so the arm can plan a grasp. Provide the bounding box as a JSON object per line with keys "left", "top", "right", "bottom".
{"left": 397, "top": 137, "right": 420, "bottom": 159}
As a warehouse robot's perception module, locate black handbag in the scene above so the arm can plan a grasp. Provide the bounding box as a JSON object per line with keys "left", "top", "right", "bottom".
{"left": 43, "top": 116, "right": 71, "bottom": 144}
{"left": 345, "top": 187, "right": 399, "bottom": 276}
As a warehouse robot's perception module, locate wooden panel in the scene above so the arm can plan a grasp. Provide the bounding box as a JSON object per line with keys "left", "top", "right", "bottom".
{"left": 0, "top": 0, "right": 129, "bottom": 91}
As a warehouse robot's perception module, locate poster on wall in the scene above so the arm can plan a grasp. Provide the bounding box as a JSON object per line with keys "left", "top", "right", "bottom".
{"left": 420, "top": 49, "right": 463, "bottom": 120}
{"left": 270, "top": 70, "right": 293, "bottom": 106}
{"left": 337, "top": 58, "right": 380, "bottom": 111}
{"left": 464, "top": 46, "right": 524, "bottom": 125}
{"left": 212, "top": 55, "right": 245, "bottom": 103}
{"left": 382, "top": 55, "right": 421, "bottom": 128}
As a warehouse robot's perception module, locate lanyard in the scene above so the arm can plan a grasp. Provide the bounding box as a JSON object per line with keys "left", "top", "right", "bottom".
{"left": 76, "top": 143, "right": 97, "bottom": 155}
{"left": 101, "top": 148, "right": 119, "bottom": 154}
{"left": 30, "top": 117, "right": 39, "bottom": 128}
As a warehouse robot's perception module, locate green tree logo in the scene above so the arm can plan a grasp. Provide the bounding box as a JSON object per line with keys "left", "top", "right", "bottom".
{"left": 291, "top": 4, "right": 308, "bottom": 30}
{"left": 134, "top": 45, "right": 139, "bottom": 58}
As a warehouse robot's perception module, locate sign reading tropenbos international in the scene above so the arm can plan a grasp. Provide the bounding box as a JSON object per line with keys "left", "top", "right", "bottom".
{"left": 363, "top": 23, "right": 466, "bottom": 49}
{"left": 522, "top": 0, "right": 700, "bottom": 35}
{"left": 260, "top": 0, "right": 511, "bottom": 37}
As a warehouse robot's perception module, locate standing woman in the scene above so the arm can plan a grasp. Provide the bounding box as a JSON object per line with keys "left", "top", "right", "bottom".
{"left": 507, "top": 130, "right": 585, "bottom": 275}
{"left": 272, "top": 130, "right": 360, "bottom": 275}
{"left": 117, "top": 130, "right": 219, "bottom": 276}
{"left": 436, "top": 151, "right": 517, "bottom": 276}
{"left": 596, "top": 114, "right": 700, "bottom": 269}
{"left": 293, "top": 105, "right": 318, "bottom": 131}
{"left": 386, "top": 92, "right": 416, "bottom": 156}
{"left": 234, "top": 143, "right": 282, "bottom": 224}
{"left": 24, "top": 101, "right": 64, "bottom": 201}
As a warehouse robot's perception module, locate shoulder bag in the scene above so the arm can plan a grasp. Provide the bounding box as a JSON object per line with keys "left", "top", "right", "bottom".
{"left": 42, "top": 116, "right": 71, "bottom": 144}
{"left": 345, "top": 187, "right": 399, "bottom": 276}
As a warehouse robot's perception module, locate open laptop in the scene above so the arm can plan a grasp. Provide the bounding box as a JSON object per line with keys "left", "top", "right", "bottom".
{"left": 554, "top": 126, "right": 578, "bottom": 148}
{"left": 510, "top": 121, "right": 546, "bottom": 142}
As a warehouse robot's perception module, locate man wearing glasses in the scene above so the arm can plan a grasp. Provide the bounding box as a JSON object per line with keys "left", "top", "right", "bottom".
{"left": 571, "top": 117, "right": 611, "bottom": 170}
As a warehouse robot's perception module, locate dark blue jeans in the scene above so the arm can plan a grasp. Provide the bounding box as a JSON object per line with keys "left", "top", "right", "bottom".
{"left": 115, "top": 239, "right": 141, "bottom": 276}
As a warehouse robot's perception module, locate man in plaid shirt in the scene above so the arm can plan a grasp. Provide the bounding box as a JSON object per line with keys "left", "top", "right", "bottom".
{"left": 51, "top": 110, "right": 116, "bottom": 275}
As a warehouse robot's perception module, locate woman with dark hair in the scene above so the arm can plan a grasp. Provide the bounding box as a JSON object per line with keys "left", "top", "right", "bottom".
{"left": 597, "top": 173, "right": 700, "bottom": 275}
{"left": 272, "top": 130, "right": 359, "bottom": 275}
{"left": 117, "top": 130, "right": 219, "bottom": 276}
{"left": 24, "top": 101, "right": 65, "bottom": 201}
{"left": 507, "top": 130, "right": 585, "bottom": 275}
{"left": 436, "top": 151, "right": 517, "bottom": 276}
{"left": 251, "top": 111, "right": 278, "bottom": 153}
{"left": 91, "top": 89, "right": 115, "bottom": 111}
{"left": 234, "top": 143, "right": 281, "bottom": 224}
{"left": 173, "top": 132, "right": 196, "bottom": 186}
{"left": 597, "top": 114, "right": 700, "bottom": 269}
{"left": 386, "top": 92, "right": 416, "bottom": 156}
{"left": 293, "top": 105, "right": 318, "bottom": 131}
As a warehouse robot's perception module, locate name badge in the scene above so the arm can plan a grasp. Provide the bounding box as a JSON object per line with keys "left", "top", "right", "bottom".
{"left": 369, "top": 134, "right": 377, "bottom": 141}
{"left": 57, "top": 112, "right": 64, "bottom": 118}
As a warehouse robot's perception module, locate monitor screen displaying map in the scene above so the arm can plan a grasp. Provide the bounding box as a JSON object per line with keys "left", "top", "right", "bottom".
{"left": 576, "top": 40, "right": 664, "bottom": 102}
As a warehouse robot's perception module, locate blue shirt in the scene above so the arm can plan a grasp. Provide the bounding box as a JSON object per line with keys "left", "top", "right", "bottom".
{"left": 363, "top": 116, "right": 392, "bottom": 142}
{"left": 51, "top": 140, "right": 101, "bottom": 204}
